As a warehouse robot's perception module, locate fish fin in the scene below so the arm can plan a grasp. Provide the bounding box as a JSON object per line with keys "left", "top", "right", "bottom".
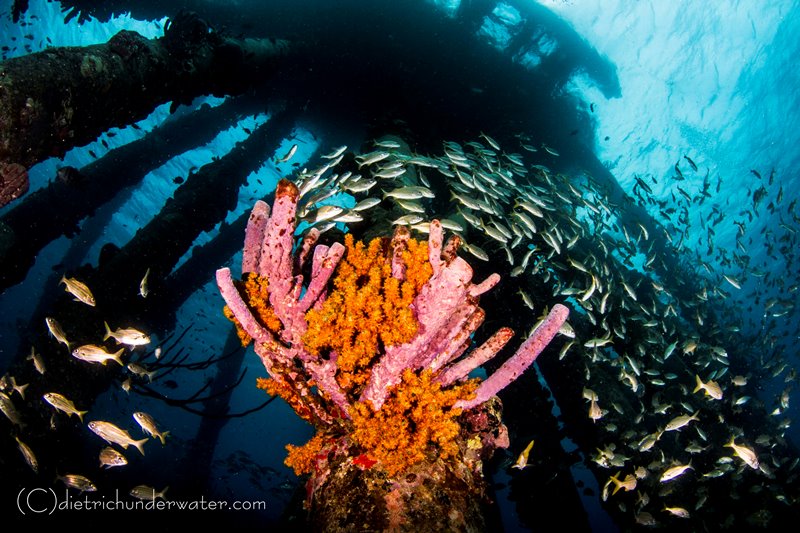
{"left": 113, "top": 348, "right": 125, "bottom": 366}
{"left": 158, "top": 486, "right": 169, "bottom": 500}
{"left": 159, "top": 431, "right": 170, "bottom": 446}
{"left": 693, "top": 374, "right": 703, "bottom": 393}
{"left": 103, "top": 321, "right": 112, "bottom": 341}
{"left": 77, "top": 410, "right": 87, "bottom": 423}
{"left": 133, "top": 438, "right": 148, "bottom": 456}
{"left": 610, "top": 474, "right": 622, "bottom": 495}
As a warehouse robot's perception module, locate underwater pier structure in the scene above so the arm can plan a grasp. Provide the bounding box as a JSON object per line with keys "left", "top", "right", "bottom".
{"left": 0, "top": 10, "right": 293, "bottom": 207}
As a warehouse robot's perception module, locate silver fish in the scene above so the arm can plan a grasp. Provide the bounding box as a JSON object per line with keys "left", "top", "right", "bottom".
{"left": 306, "top": 205, "right": 345, "bottom": 224}
{"left": 130, "top": 485, "right": 168, "bottom": 501}
{"left": 352, "top": 198, "right": 381, "bottom": 211}
{"left": 356, "top": 151, "right": 390, "bottom": 167}
{"left": 664, "top": 411, "right": 699, "bottom": 432}
{"left": 72, "top": 345, "right": 125, "bottom": 366}
{"left": 276, "top": 143, "right": 298, "bottom": 163}
{"left": 27, "top": 346, "right": 46, "bottom": 375}
{"left": 0, "top": 391, "right": 22, "bottom": 426}
{"left": 46, "top": 317, "right": 70, "bottom": 350}
{"left": 58, "top": 474, "right": 97, "bottom": 492}
{"left": 342, "top": 179, "right": 378, "bottom": 194}
{"left": 139, "top": 268, "right": 150, "bottom": 298}
{"left": 99, "top": 446, "right": 128, "bottom": 469}
{"left": 43, "top": 392, "right": 88, "bottom": 422}
{"left": 15, "top": 436, "right": 38, "bottom": 473}
{"left": 321, "top": 145, "right": 347, "bottom": 159}
{"left": 127, "top": 363, "right": 157, "bottom": 382}
{"left": 383, "top": 186, "right": 433, "bottom": 201}
{"left": 133, "top": 412, "right": 169, "bottom": 445}
{"left": 88, "top": 420, "right": 148, "bottom": 455}
{"left": 104, "top": 322, "right": 151, "bottom": 347}
{"left": 392, "top": 214, "right": 424, "bottom": 226}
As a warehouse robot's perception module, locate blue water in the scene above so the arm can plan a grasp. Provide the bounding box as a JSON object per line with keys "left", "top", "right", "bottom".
{"left": 1, "top": 0, "right": 798, "bottom": 530}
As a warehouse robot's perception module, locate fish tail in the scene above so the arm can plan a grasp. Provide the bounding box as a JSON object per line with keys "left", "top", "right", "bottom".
{"left": 158, "top": 431, "right": 170, "bottom": 446}
{"left": 77, "top": 410, "right": 87, "bottom": 423}
{"left": 610, "top": 474, "right": 622, "bottom": 495}
{"left": 693, "top": 374, "right": 704, "bottom": 394}
{"left": 103, "top": 321, "right": 112, "bottom": 341}
{"left": 133, "top": 438, "right": 148, "bottom": 456}
{"left": 112, "top": 349, "right": 125, "bottom": 366}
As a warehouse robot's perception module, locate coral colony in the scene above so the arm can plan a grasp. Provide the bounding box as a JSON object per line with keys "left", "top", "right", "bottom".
{"left": 216, "top": 179, "right": 568, "bottom": 482}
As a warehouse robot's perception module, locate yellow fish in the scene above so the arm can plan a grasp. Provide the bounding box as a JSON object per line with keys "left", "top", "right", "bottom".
{"left": 693, "top": 374, "right": 723, "bottom": 400}
{"left": 60, "top": 276, "right": 96, "bottom": 306}
{"left": 725, "top": 438, "right": 759, "bottom": 469}
{"left": 512, "top": 440, "right": 534, "bottom": 470}
{"left": 608, "top": 473, "right": 637, "bottom": 495}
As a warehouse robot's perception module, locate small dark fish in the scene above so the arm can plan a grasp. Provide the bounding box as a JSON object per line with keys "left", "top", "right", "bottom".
{"left": 674, "top": 162, "right": 684, "bottom": 180}
{"left": 753, "top": 185, "right": 768, "bottom": 211}
{"left": 99, "top": 447, "right": 128, "bottom": 469}
{"left": 59, "top": 474, "right": 96, "bottom": 492}
{"left": 750, "top": 169, "right": 762, "bottom": 179}
{"left": 634, "top": 176, "right": 653, "bottom": 195}
{"left": 56, "top": 166, "right": 84, "bottom": 186}
{"left": 173, "top": 176, "right": 184, "bottom": 184}
{"left": 88, "top": 150, "right": 97, "bottom": 158}
{"left": 131, "top": 123, "right": 141, "bottom": 130}
{"left": 683, "top": 155, "right": 697, "bottom": 171}
{"left": 590, "top": 103, "right": 595, "bottom": 112}
{"left": 130, "top": 485, "right": 168, "bottom": 501}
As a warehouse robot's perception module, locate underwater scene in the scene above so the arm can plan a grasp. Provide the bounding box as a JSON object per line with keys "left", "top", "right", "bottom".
{"left": 1, "top": 0, "right": 798, "bottom": 530}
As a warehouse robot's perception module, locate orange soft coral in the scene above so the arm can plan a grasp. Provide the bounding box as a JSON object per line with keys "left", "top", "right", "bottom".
{"left": 224, "top": 305, "right": 252, "bottom": 346}
{"left": 285, "top": 432, "right": 329, "bottom": 475}
{"left": 303, "top": 234, "right": 432, "bottom": 395}
{"left": 257, "top": 375, "right": 316, "bottom": 424}
{"left": 350, "top": 369, "right": 477, "bottom": 476}
{"left": 222, "top": 273, "right": 283, "bottom": 347}
{"left": 242, "top": 273, "right": 283, "bottom": 333}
